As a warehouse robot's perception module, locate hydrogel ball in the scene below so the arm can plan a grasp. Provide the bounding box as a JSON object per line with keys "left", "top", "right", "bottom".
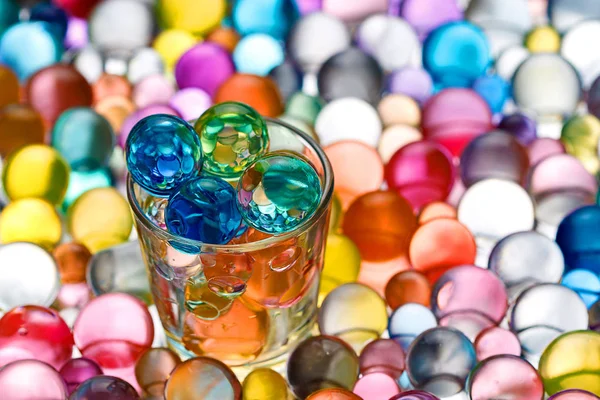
{"left": 126, "top": 114, "right": 203, "bottom": 197}
{"left": 194, "top": 102, "right": 269, "bottom": 178}
{"left": 237, "top": 152, "right": 322, "bottom": 234}
{"left": 166, "top": 176, "right": 242, "bottom": 244}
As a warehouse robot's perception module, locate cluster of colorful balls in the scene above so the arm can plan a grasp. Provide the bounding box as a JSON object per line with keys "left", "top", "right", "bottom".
{"left": 0, "top": 0, "right": 600, "bottom": 398}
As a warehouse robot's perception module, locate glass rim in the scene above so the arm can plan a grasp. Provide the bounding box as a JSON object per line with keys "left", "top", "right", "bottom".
{"left": 126, "top": 117, "right": 334, "bottom": 252}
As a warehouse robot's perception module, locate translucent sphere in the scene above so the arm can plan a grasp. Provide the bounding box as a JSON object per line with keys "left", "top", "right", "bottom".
{"left": 0, "top": 242, "right": 60, "bottom": 311}
{"left": 165, "top": 357, "right": 242, "bottom": 399}
{"left": 560, "top": 114, "right": 600, "bottom": 176}
{"left": 408, "top": 218, "right": 476, "bottom": 284}
{"left": 511, "top": 284, "right": 588, "bottom": 364}
{"left": 194, "top": 102, "right": 268, "bottom": 178}
{"left": 59, "top": 358, "right": 103, "bottom": 395}
{"left": 242, "top": 368, "right": 289, "bottom": 400}
{"left": 389, "top": 390, "right": 440, "bottom": 400}
{"left": 512, "top": 53, "right": 581, "bottom": 117}
{"left": 317, "top": 47, "right": 384, "bottom": 106}
{"left": 460, "top": 130, "right": 529, "bottom": 187}
{"left": 0, "top": 359, "right": 68, "bottom": 400}
{"left": 431, "top": 265, "right": 508, "bottom": 324}
{"left": 315, "top": 98, "right": 381, "bottom": 148}
{"left": 474, "top": 327, "right": 521, "bottom": 361}
{"left": 556, "top": 205, "right": 600, "bottom": 275}
{"left": 70, "top": 375, "right": 139, "bottom": 400}
{"left": 539, "top": 330, "right": 600, "bottom": 396}
{"left": 342, "top": 190, "right": 416, "bottom": 262}
{"left": 467, "top": 355, "right": 544, "bottom": 400}
{"left": 237, "top": 152, "right": 322, "bottom": 234}
{"left": 307, "top": 388, "right": 362, "bottom": 400}
{"left": 51, "top": 107, "right": 115, "bottom": 171}
{"left": 318, "top": 283, "right": 388, "bottom": 351}
{"left": 562, "top": 269, "right": 600, "bottom": 308}
{"left": 406, "top": 327, "right": 477, "bottom": 397}
{"left": 388, "top": 303, "right": 437, "bottom": 351}
{"left": 287, "top": 12, "right": 351, "bottom": 74}
{"left": 385, "top": 270, "right": 431, "bottom": 310}
{"left": 488, "top": 231, "right": 564, "bottom": 300}
{"left": 2, "top": 144, "right": 70, "bottom": 205}
{"left": 353, "top": 372, "right": 401, "bottom": 399}
{"left": 0, "top": 104, "right": 45, "bottom": 158}
{"left": 125, "top": 114, "right": 203, "bottom": 197}
{"left": 549, "top": 390, "right": 600, "bottom": 400}
{"left": 135, "top": 347, "right": 181, "bottom": 397}
{"left": 423, "top": 21, "right": 490, "bottom": 88}
{"left": 0, "top": 305, "right": 73, "bottom": 369}
{"left": 359, "top": 339, "right": 405, "bottom": 379}
{"left": 166, "top": 176, "right": 242, "bottom": 244}
{"left": 0, "top": 198, "right": 62, "bottom": 249}
{"left": 498, "top": 113, "right": 537, "bottom": 145}
{"left": 320, "top": 233, "right": 361, "bottom": 300}
{"left": 385, "top": 141, "right": 455, "bottom": 211}
{"left": 287, "top": 335, "right": 359, "bottom": 399}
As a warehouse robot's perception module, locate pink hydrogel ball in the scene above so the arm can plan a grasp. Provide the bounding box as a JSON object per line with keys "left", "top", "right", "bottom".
{"left": 385, "top": 141, "right": 455, "bottom": 212}
{"left": 474, "top": 326, "right": 521, "bottom": 361}
{"left": 73, "top": 293, "right": 153, "bottom": 386}
{"left": 59, "top": 358, "right": 103, "bottom": 394}
{"left": 422, "top": 88, "right": 493, "bottom": 157}
{"left": 0, "top": 305, "right": 74, "bottom": 369}
{"left": 0, "top": 359, "right": 68, "bottom": 400}
{"left": 468, "top": 355, "right": 544, "bottom": 400}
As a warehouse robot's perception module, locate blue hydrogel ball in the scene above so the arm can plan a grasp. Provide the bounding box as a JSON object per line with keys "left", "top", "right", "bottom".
{"left": 472, "top": 74, "right": 510, "bottom": 114}
{"left": 237, "top": 152, "right": 322, "bottom": 234}
{"left": 52, "top": 107, "right": 115, "bottom": 171}
{"left": 232, "top": 0, "right": 299, "bottom": 40}
{"left": 561, "top": 269, "right": 600, "bottom": 308}
{"left": 556, "top": 205, "right": 600, "bottom": 275}
{"left": 126, "top": 114, "right": 203, "bottom": 197}
{"left": 0, "top": 22, "right": 63, "bottom": 81}
{"left": 30, "top": 2, "right": 69, "bottom": 40}
{"left": 423, "top": 21, "right": 490, "bottom": 89}
{"left": 165, "top": 176, "right": 242, "bottom": 244}
{"left": 233, "top": 33, "right": 285, "bottom": 76}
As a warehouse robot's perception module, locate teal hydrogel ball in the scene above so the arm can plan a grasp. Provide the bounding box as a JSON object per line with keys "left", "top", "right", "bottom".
{"left": 52, "top": 107, "right": 115, "bottom": 171}
{"left": 194, "top": 102, "right": 269, "bottom": 179}
{"left": 237, "top": 152, "right": 322, "bottom": 234}
{"left": 62, "top": 168, "right": 113, "bottom": 212}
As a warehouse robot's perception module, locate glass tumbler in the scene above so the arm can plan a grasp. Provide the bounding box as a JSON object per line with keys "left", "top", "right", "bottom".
{"left": 127, "top": 118, "right": 334, "bottom": 374}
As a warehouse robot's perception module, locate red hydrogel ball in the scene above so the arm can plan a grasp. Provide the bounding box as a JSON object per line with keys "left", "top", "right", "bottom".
{"left": 385, "top": 141, "right": 455, "bottom": 212}
{"left": 0, "top": 305, "right": 74, "bottom": 369}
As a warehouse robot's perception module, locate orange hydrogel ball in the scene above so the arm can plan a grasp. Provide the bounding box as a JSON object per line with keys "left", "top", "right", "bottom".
{"left": 94, "top": 95, "right": 136, "bottom": 134}
{"left": 53, "top": 242, "right": 92, "bottom": 284}
{"left": 384, "top": 270, "right": 431, "bottom": 310}
{"left": 0, "top": 66, "right": 19, "bottom": 108}
{"left": 307, "top": 388, "right": 362, "bottom": 400}
{"left": 135, "top": 347, "right": 181, "bottom": 397}
{"left": 0, "top": 104, "right": 45, "bottom": 158}
{"left": 418, "top": 201, "right": 457, "bottom": 224}
{"left": 325, "top": 140, "right": 384, "bottom": 210}
{"left": 343, "top": 190, "right": 417, "bottom": 262}
{"left": 359, "top": 256, "right": 412, "bottom": 296}
{"left": 214, "top": 73, "right": 284, "bottom": 117}
{"left": 93, "top": 74, "right": 132, "bottom": 104}
{"left": 409, "top": 218, "right": 476, "bottom": 283}
{"left": 206, "top": 27, "right": 241, "bottom": 53}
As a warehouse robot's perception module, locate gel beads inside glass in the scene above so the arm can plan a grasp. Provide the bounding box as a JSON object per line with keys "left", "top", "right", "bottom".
{"left": 165, "top": 176, "right": 242, "bottom": 244}
{"left": 125, "top": 114, "right": 203, "bottom": 197}
{"left": 237, "top": 152, "right": 322, "bottom": 234}
{"left": 194, "top": 102, "right": 269, "bottom": 178}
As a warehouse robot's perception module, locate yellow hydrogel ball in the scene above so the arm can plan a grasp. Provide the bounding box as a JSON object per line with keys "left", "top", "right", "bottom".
{"left": 153, "top": 29, "right": 199, "bottom": 72}
{"left": 329, "top": 193, "right": 343, "bottom": 233}
{"left": 539, "top": 330, "right": 600, "bottom": 396}
{"left": 561, "top": 114, "right": 600, "bottom": 175}
{"left": 0, "top": 198, "right": 62, "bottom": 249}
{"left": 67, "top": 187, "right": 132, "bottom": 252}
{"left": 242, "top": 368, "right": 290, "bottom": 400}
{"left": 2, "top": 144, "right": 70, "bottom": 205}
{"left": 157, "top": 0, "right": 226, "bottom": 35}
{"left": 525, "top": 26, "right": 561, "bottom": 53}
{"left": 320, "top": 233, "right": 360, "bottom": 303}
